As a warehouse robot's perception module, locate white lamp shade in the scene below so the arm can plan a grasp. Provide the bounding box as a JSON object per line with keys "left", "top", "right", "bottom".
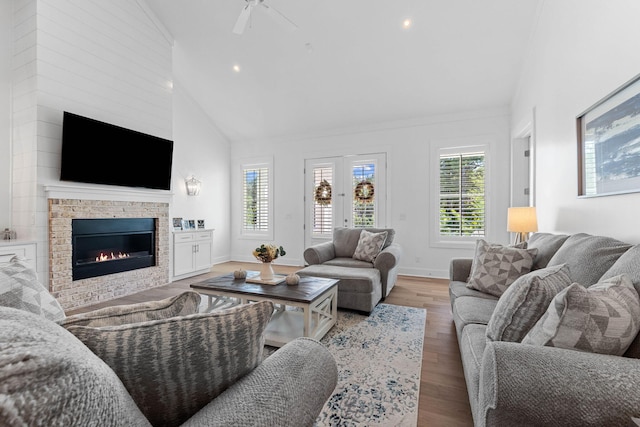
{"left": 507, "top": 207, "right": 538, "bottom": 233}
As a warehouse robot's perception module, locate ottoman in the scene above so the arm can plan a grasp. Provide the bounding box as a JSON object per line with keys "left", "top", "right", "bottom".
{"left": 297, "top": 264, "right": 382, "bottom": 313}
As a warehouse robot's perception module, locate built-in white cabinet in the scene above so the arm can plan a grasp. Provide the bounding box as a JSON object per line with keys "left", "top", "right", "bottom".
{"left": 172, "top": 230, "right": 213, "bottom": 279}
{"left": 0, "top": 241, "right": 37, "bottom": 270}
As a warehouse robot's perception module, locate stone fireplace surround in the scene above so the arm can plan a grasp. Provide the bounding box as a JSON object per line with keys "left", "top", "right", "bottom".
{"left": 48, "top": 197, "right": 169, "bottom": 311}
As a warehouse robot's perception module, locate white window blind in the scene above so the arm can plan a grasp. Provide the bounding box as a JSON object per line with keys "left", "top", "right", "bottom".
{"left": 313, "top": 167, "right": 333, "bottom": 235}
{"left": 242, "top": 166, "right": 269, "bottom": 232}
{"left": 439, "top": 152, "right": 485, "bottom": 236}
{"left": 352, "top": 162, "right": 376, "bottom": 228}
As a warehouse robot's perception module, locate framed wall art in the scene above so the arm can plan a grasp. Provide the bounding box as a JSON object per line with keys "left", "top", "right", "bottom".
{"left": 578, "top": 73, "right": 640, "bottom": 197}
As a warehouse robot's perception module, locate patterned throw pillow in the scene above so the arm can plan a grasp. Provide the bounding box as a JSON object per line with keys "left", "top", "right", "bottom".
{"left": 467, "top": 239, "right": 538, "bottom": 297}
{"left": 352, "top": 230, "right": 388, "bottom": 262}
{"left": 0, "top": 256, "right": 65, "bottom": 322}
{"left": 486, "top": 264, "right": 572, "bottom": 342}
{"left": 66, "top": 300, "right": 274, "bottom": 427}
{"left": 522, "top": 275, "right": 640, "bottom": 356}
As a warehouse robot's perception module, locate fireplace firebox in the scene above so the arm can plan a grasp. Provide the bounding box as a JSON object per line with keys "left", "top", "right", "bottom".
{"left": 72, "top": 218, "right": 156, "bottom": 280}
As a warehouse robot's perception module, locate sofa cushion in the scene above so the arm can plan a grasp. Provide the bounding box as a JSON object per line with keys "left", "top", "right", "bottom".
{"left": 526, "top": 233, "right": 570, "bottom": 270}
{"left": 0, "top": 306, "right": 150, "bottom": 426}
{"left": 61, "top": 291, "right": 201, "bottom": 328}
{"left": 323, "top": 257, "right": 374, "bottom": 268}
{"left": 453, "top": 296, "right": 498, "bottom": 338}
{"left": 66, "top": 300, "right": 275, "bottom": 427}
{"left": 467, "top": 239, "right": 537, "bottom": 297}
{"left": 600, "top": 244, "right": 640, "bottom": 358}
{"left": 0, "top": 256, "right": 65, "bottom": 322}
{"left": 459, "top": 324, "right": 488, "bottom": 422}
{"left": 486, "top": 264, "right": 572, "bottom": 342}
{"left": 332, "top": 227, "right": 395, "bottom": 257}
{"left": 352, "top": 229, "right": 388, "bottom": 262}
{"left": 522, "top": 275, "right": 640, "bottom": 356}
{"left": 547, "top": 233, "right": 631, "bottom": 287}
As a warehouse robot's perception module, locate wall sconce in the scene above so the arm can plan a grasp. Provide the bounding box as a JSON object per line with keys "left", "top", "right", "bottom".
{"left": 185, "top": 176, "right": 201, "bottom": 196}
{"left": 507, "top": 207, "right": 538, "bottom": 244}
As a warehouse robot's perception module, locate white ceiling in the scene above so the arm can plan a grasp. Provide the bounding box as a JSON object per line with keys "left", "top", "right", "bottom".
{"left": 146, "top": 0, "right": 541, "bottom": 142}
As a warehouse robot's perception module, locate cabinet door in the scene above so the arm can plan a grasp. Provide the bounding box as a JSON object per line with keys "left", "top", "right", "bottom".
{"left": 173, "top": 242, "right": 195, "bottom": 277}
{"left": 194, "top": 240, "right": 212, "bottom": 271}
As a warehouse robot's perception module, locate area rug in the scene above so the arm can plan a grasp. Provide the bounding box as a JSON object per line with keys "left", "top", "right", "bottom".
{"left": 264, "top": 303, "right": 426, "bottom": 426}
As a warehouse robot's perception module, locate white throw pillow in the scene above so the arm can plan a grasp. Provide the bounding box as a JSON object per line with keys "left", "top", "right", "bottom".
{"left": 352, "top": 230, "right": 388, "bottom": 262}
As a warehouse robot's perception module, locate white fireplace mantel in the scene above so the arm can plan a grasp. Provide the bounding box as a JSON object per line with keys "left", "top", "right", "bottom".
{"left": 44, "top": 183, "right": 174, "bottom": 203}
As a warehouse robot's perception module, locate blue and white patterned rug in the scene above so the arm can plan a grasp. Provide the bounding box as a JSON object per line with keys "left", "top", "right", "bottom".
{"left": 265, "top": 303, "right": 426, "bottom": 426}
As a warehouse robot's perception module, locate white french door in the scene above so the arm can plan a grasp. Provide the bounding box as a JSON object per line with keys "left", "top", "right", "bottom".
{"left": 304, "top": 153, "right": 387, "bottom": 250}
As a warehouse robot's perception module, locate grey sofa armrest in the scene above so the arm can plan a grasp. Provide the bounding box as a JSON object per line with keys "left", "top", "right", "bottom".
{"left": 375, "top": 243, "right": 402, "bottom": 271}
{"left": 60, "top": 291, "right": 201, "bottom": 327}
{"left": 479, "top": 341, "right": 640, "bottom": 427}
{"left": 450, "top": 258, "right": 473, "bottom": 282}
{"left": 182, "top": 337, "right": 338, "bottom": 427}
{"left": 303, "top": 241, "right": 336, "bottom": 265}
{"left": 374, "top": 243, "right": 402, "bottom": 297}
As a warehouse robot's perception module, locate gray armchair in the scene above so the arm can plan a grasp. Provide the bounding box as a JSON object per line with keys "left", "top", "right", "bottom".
{"left": 299, "top": 227, "right": 402, "bottom": 313}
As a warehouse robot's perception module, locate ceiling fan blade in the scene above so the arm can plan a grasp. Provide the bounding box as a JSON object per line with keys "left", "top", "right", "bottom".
{"left": 232, "top": 4, "right": 253, "bottom": 35}
{"left": 260, "top": 2, "right": 298, "bottom": 32}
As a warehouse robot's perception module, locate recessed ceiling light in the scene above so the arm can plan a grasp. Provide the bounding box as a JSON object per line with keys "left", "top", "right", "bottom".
{"left": 402, "top": 18, "right": 413, "bottom": 30}
{"left": 233, "top": 64, "right": 241, "bottom": 73}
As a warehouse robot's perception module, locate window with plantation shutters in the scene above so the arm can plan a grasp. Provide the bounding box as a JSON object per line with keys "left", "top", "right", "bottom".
{"left": 242, "top": 165, "right": 270, "bottom": 234}
{"left": 439, "top": 152, "right": 485, "bottom": 237}
{"left": 352, "top": 162, "right": 376, "bottom": 228}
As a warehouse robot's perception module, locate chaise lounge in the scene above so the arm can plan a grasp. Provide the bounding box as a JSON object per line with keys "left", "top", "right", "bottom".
{"left": 298, "top": 227, "right": 402, "bottom": 313}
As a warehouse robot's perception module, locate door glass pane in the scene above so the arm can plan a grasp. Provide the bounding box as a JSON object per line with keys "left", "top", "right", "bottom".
{"left": 352, "top": 162, "right": 376, "bottom": 228}
{"left": 312, "top": 166, "right": 333, "bottom": 235}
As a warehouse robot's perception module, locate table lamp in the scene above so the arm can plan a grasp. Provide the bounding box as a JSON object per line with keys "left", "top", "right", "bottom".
{"left": 507, "top": 207, "right": 538, "bottom": 244}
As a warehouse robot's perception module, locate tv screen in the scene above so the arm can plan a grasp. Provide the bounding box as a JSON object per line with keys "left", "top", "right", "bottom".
{"left": 60, "top": 112, "right": 174, "bottom": 191}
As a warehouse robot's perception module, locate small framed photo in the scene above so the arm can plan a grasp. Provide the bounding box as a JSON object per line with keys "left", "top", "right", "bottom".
{"left": 197, "top": 219, "right": 205, "bottom": 229}
{"left": 172, "top": 217, "right": 183, "bottom": 231}
{"left": 181, "top": 219, "right": 190, "bottom": 230}
{"left": 188, "top": 219, "right": 196, "bottom": 230}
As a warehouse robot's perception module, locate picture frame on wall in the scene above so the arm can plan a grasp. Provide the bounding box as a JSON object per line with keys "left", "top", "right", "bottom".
{"left": 577, "top": 73, "right": 640, "bottom": 197}
{"left": 197, "top": 219, "right": 205, "bottom": 229}
{"left": 172, "top": 217, "right": 183, "bottom": 231}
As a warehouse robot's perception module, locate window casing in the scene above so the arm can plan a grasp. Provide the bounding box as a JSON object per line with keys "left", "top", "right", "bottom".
{"left": 241, "top": 160, "right": 272, "bottom": 237}
{"left": 431, "top": 144, "right": 488, "bottom": 247}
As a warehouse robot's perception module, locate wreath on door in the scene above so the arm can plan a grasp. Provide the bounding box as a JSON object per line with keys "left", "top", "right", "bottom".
{"left": 354, "top": 180, "right": 375, "bottom": 203}
{"left": 314, "top": 180, "right": 332, "bottom": 205}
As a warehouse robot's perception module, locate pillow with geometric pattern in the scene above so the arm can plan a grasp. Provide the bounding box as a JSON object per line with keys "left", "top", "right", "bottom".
{"left": 467, "top": 239, "right": 538, "bottom": 297}
{"left": 522, "top": 274, "right": 640, "bottom": 356}
{"left": 353, "top": 230, "right": 388, "bottom": 262}
{"left": 0, "top": 256, "right": 65, "bottom": 322}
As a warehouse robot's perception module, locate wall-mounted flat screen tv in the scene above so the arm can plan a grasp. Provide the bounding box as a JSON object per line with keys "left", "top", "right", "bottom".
{"left": 60, "top": 112, "right": 174, "bottom": 191}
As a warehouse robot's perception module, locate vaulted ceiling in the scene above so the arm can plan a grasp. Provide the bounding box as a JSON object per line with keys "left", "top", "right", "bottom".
{"left": 146, "top": 0, "right": 541, "bottom": 142}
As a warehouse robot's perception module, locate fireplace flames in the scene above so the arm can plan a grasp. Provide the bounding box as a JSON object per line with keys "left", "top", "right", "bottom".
{"left": 95, "top": 252, "right": 130, "bottom": 262}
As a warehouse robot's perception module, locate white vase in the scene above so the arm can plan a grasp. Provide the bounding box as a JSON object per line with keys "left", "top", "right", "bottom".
{"left": 260, "top": 262, "right": 274, "bottom": 280}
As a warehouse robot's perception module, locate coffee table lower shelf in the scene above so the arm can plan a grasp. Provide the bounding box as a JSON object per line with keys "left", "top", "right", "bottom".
{"left": 191, "top": 273, "right": 338, "bottom": 347}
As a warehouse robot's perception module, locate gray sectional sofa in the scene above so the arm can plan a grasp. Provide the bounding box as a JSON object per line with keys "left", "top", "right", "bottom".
{"left": 299, "top": 227, "right": 402, "bottom": 313}
{"left": 449, "top": 232, "right": 640, "bottom": 427}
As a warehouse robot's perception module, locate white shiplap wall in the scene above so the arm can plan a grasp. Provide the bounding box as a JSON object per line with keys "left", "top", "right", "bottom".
{"left": 0, "top": 0, "right": 13, "bottom": 230}
{"left": 12, "top": 0, "right": 173, "bottom": 284}
{"left": 11, "top": 0, "right": 38, "bottom": 243}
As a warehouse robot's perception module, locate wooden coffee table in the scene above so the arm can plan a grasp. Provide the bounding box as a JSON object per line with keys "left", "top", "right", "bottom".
{"left": 190, "top": 271, "right": 338, "bottom": 347}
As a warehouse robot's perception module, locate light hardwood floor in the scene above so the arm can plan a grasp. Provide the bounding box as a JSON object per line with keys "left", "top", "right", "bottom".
{"left": 68, "top": 262, "right": 474, "bottom": 427}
